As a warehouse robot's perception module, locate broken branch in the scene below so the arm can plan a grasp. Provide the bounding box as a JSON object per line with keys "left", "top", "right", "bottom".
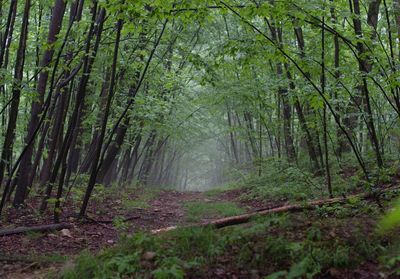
{"left": 0, "top": 223, "right": 72, "bottom": 237}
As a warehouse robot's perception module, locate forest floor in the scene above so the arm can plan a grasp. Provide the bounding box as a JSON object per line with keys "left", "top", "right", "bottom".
{"left": 0, "top": 187, "right": 258, "bottom": 278}
{"left": 0, "top": 185, "right": 399, "bottom": 278}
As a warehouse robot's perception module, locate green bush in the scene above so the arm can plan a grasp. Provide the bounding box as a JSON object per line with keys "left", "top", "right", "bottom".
{"left": 240, "top": 158, "right": 324, "bottom": 201}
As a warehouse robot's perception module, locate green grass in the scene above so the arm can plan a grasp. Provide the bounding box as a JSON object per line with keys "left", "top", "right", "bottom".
{"left": 122, "top": 187, "right": 160, "bottom": 210}
{"left": 203, "top": 182, "right": 242, "bottom": 197}
{"left": 203, "top": 187, "right": 228, "bottom": 197}
{"left": 62, "top": 206, "right": 400, "bottom": 279}
{"left": 183, "top": 201, "right": 245, "bottom": 222}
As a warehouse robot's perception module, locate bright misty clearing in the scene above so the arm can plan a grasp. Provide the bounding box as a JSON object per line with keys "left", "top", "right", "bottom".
{"left": 0, "top": 0, "right": 400, "bottom": 278}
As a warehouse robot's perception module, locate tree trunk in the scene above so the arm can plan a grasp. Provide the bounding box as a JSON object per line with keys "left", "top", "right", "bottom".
{"left": 267, "top": 21, "right": 297, "bottom": 163}
{"left": 39, "top": 0, "right": 83, "bottom": 187}
{"left": 351, "top": 0, "right": 383, "bottom": 168}
{"left": 0, "top": 0, "right": 17, "bottom": 69}
{"left": 0, "top": 0, "right": 31, "bottom": 189}
{"left": 330, "top": 3, "right": 347, "bottom": 156}
{"left": 78, "top": 19, "right": 123, "bottom": 219}
{"left": 14, "top": 0, "right": 66, "bottom": 206}
{"left": 227, "top": 107, "right": 239, "bottom": 164}
{"left": 40, "top": 5, "right": 106, "bottom": 213}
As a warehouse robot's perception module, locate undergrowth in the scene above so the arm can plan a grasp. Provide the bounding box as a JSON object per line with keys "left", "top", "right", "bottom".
{"left": 122, "top": 187, "right": 160, "bottom": 210}
{"left": 62, "top": 205, "right": 400, "bottom": 278}
{"left": 61, "top": 158, "right": 400, "bottom": 278}
{"left": 231, "top": 157, "right": 399, "bottom": 203}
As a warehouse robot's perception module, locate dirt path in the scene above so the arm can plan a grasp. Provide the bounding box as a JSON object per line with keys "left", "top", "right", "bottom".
{"left": 0, "top": 188, "right": 249, "bottom": 278}
{"left": 1, "top": 187, "right": 398, "bottom": 279}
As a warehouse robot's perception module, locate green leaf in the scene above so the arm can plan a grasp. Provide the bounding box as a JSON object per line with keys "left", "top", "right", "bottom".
{"left": 378, "top": 199, "right": 400, "bottom": 232}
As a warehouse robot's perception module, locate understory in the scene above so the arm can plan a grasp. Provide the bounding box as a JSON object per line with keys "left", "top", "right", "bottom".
{"left": 1, "top": 159, "right": 400, "bottom": 278}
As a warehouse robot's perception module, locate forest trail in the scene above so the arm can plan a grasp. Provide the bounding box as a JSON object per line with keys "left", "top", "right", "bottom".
{"left": 0, "top": 188, "right": 254, "bottom": 278}
{"left": 1, "top": 185, "right": 399, "bottom": 278}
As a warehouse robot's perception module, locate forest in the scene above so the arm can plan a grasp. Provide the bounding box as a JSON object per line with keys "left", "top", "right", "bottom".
{"left": 0, "top": 0, "right": 400, "bottom": 278}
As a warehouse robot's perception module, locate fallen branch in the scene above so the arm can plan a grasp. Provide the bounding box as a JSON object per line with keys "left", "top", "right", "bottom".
{"left": 0, "top": 223, "right": 72, "bottom": 237}
{"left": 0, "top": 255, "right": 36, "bottom": 263}
{"left": 152, "top": 186, "right": 400, "bottom": 233}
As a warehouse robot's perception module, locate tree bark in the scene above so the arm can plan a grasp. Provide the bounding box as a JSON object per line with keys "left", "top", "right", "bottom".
{"left": 14, "top": 0, "right": 66, "bottom": 206}
{"left": 227, "top": 107, "right": 239, "bottom": 164}
{"left": 329, "top": 2, "right": 347, "bottom": 156}
{"left": 0, "top": 0, "right": 31, "bottom": 188}
{"left": 78, "top": 19, "right": 124, "bottom": 219}
{"left": 40, "top": 5, "right": 106, "bottom": 213}
{"left": 351, "top": 0, "right": 383, "bottom": 168}
{"left": 0, "top": 0, "right": 17, "bottom": 69}
{"left": 39, "top": 0, "right": 83, "bottom": 187}
{"left": 269, "top": 23, "right": 296, "bottom": 163}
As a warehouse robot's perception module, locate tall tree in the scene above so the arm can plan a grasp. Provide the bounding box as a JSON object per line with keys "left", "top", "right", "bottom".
{"left": 14, "top": 0, "right": 67, "bottom": 206}
{"left": 0, "top": 0, "right": 31, "bottom": 188}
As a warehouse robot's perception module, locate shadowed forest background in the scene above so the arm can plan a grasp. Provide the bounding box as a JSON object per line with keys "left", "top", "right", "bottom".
{"left": 0, "top": 0, "right": 400, "bottom": 278}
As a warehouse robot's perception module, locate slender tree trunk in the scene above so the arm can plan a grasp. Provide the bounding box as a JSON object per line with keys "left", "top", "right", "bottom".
{"left": 227, "top": 107, "right": 239, "bottom": 164}
{"left": 243, "top": 112, "right": 259, "bottom": 159}
{"left": 351, "top": 0, "right": 383, "bottom": 168}
{"left": 0, "top": 0, "right": 17, "bottom": 69}
{"left": 64, "top": 6, "right": 106, "bottom": 183}
{"left": 329, "top": 2, "right": 347, "bottom": 157}
{"left": 0, "top": 0, "right": 31, "bottom": 189}
{"left": 266, "top": 20, "right": 296, "bottom": 163}
{"left": 292, "top": 24, "right": 324, "bottom": 168}
{"left": 138, "top": 132, "right": 157, "bottom": 184}
{"left": 96, "top": 116, "right": 129, "bottom": 183}
{"left": 78, "top": 70, "right": 111, "bottom": 174}
{"left": 381, "top": 0, "right": 400, "bottom": 115}
{"left": 279, "top": 85, "right": 296, "bottom": 163}
{"left": 126, "top": 135, "right": 142, "bottom": 183}
{"left": 285, "top": 65, "right": 320, "bottom": 170}
{"left": 39, "top": 82, "right": 72, "bottom": 186}
{"left": 96, "top": 82, "right": 140, "bottom": 183}
{"left": 321, "top": 11, "right": 333, "bottom": 197}
{"left": 78, "top": 19, "right": 123, "bottom": 219}
{"left": 0, "top": 0, "right": 17, "bottom": 136}
{"left": 119, "top": 147, "right": 132, "bottom": 184}
{"left": 40, "top": 5, "right": 105, "bottom": 213}
{"left": 394, "top": 0, "right": 400, "bottom": 59}
{"left": 39, "top": 0, "right": 83, "bottom": 187}
{"left": 14, "top": 0, "right": 66, "bottom": 206}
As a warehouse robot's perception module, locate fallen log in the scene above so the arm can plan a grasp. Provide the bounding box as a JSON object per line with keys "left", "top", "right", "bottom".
{"left": 151, "top": 186, "right": 400, "bottom": 233}
{"left": 0, "top": 223, "right": 72, "bottom": 237}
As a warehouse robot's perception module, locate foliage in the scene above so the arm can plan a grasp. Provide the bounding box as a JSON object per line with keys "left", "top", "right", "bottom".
{"left": 379, "top": 241, "right": 400, "bottom": 276}
{"left": 379, "top": 199, "right": 400, "bottom": 232}
{"left": 238, "top": 158, "right": 324, "bottom": 201}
